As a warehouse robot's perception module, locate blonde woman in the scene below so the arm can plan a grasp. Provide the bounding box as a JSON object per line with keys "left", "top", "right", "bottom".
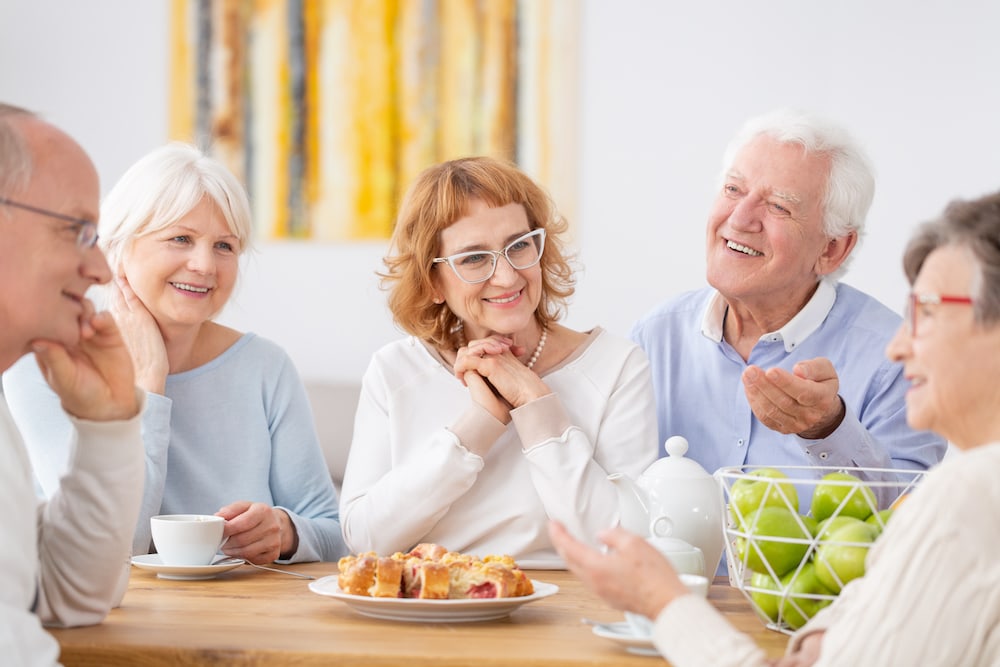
{"left": 4, "top": 143, "right": 346, "bottom": 565}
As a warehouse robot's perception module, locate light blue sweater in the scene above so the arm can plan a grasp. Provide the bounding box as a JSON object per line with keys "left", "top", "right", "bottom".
{"left": 3, "top": 333, "right": 347, "bottom": 563}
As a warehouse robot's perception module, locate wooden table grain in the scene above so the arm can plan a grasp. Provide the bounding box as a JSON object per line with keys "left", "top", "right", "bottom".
{"left": 49, "top": 563, "right": 788, "bottom": 666}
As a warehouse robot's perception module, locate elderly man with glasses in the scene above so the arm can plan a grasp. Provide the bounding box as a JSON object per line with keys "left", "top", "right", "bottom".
{"left": 0, "top": 103, "right": 144, "bottom": 666}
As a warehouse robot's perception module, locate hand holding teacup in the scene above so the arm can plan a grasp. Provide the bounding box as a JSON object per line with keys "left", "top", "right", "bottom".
{"left": 215, "top": 501, "right": 298, "bottom": 565}
{"left": 625, "top": 572, "right": 709, "bottom": 637}
{"left": 152, "top": 503, "right": 298, "bottom": 566}
{"left": 549, "top": 521, "right": 707, "bottom": 633}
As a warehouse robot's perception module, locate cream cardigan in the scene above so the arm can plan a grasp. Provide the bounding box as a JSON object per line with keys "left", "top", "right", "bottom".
{"left": 653, "top": 442, "right": 1000, "bottom": 666}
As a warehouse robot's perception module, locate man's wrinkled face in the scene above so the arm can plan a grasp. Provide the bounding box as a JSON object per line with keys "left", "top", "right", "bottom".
{"left": 705, "top": 135, "right": 833, "bottom": 309}
{"left": 0, "top": 119, "right": 109, "bottom": 354}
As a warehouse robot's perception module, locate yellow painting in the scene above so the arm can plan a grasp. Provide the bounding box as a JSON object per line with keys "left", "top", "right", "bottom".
{"left": 169, "top": 0, "right": 579, "bottom": 241}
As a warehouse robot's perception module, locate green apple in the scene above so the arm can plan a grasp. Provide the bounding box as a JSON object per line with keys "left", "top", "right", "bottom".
{"left": 740, "top": 507, "right": 812, "bottom": 577}
{"left": 865, "top": 509, "right": 894, "bottom": 535}
{"left": 734, "top": 535, "right": 747, "bottom": 562}
{"left": 800, "top": 514, "right": 819, "bottom": 538}
{"left": 748, "top": 571, "right": 782, "bottom": 622}
{"left": 815, "top": 516, "right": 865, "bottom": 541}
{"left": 814, "top": 521, "right": 879, "bottom": 593}
{"left": 730, "top": 468, "right": 799, "bottom": 526}
{"left": 810, "top": 472, "right": 876, "bottom": 522}
{"left": 778, "top": 562, "right": 835, "bottom": 630}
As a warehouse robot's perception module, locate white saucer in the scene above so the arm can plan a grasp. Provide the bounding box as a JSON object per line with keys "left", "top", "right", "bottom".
{"left": 131, "top": 554, "right": 245, "bottom": 580}
{"left": 591, "top": 621, "right": 660, "bottom": 657}
{"left": 309, "top": 577, "right": 558, "bottom": 622}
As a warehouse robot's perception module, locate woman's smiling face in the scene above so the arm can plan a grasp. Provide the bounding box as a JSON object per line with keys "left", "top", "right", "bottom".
{"left": 886, "top": 243, "right": 1000, "bottom": 447}
{"left": 122, "top": 197, "right": 240, "bottom": 330}
{"left": 433, "top": 199, "right": 541, "bottom": 341}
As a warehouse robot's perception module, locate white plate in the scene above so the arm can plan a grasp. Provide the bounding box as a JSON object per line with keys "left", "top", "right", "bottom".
{"left": 130, "top": 554, "right": 245, "bottom": 580}
{"left": 308, "top": 576, "right": 558, "bottom": 622}
{"left": 591, "top": 621, "right": 660, "bottom": 657}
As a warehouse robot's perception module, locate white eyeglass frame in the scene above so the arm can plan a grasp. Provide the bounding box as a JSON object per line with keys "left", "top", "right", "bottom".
{"left": 432, "top": 228, "right": 546, "bottom": 284}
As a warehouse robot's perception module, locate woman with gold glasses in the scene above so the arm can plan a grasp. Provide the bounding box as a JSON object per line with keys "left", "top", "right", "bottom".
{"left": 340, "top": 157, "right": 658, "bottom": 565}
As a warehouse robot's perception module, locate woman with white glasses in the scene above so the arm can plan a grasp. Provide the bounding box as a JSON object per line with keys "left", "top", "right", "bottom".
{"left": 340, "top": 157, "right": 658, "bottom": 565}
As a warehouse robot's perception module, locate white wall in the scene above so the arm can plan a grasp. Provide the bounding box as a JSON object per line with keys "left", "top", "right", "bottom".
{"left": 3, "top": 0, "right": 999, "bottom": 384}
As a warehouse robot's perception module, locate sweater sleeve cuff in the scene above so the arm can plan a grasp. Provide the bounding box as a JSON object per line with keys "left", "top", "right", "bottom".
{"left": 785, "top": 604, "right": 836, "bottom": 653}
{"left": 654, "top": 594, "right": 769, "bottom": 666}
{"left": 510, "top": 393, "right": 571, "bottom": 450}
{"left": 66, "top": 388, "right": 146, "bottom": 459}
{"left": 447, "top": 403, "right": 507, "bottom": 453}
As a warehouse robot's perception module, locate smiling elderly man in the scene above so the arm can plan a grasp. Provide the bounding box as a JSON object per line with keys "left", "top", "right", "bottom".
{"left": 0, "top": 103, "right": 144, "bottom": 665}
{"left": 631, "top": 109, "right": 946, "bottom": 482}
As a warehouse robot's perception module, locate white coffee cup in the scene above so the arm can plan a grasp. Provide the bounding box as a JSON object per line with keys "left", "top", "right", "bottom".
{"left": 625, "top": 573, "right": 709, "bottom": 637}
{"left": 150, "top": 514, "right": 227, "bottom": 566}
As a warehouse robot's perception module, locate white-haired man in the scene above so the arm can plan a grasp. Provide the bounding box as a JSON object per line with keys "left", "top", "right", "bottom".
{"left": 632, "top": 109, "right": 946, "bottom": 482}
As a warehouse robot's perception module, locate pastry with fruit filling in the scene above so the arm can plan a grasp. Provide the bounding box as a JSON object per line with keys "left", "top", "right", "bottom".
{"left": 401, "top": 557, "right": 450, "bottom": 599}
{"left": 337, "top": 553, "right": 376, "bottom": 596}
{"left": 368, "top": 557, "right": 404, "bottom": 598}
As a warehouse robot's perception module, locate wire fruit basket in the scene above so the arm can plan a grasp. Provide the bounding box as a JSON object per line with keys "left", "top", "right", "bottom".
{"left": 714, "top": 465, "right": 924, "bottom": 635}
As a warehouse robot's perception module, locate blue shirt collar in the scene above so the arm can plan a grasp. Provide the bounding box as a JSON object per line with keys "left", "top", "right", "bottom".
{"left": 700, "top": 279, "right": 838, "bottom": 352}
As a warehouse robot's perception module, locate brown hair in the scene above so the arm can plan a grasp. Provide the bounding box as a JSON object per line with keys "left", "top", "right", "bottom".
{"left": 380, "top": 156, "right": 575, "bottom": 349}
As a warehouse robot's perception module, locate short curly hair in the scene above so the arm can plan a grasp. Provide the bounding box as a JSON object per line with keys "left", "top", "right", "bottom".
{"left": 380, "top": 156, "right": 575, "bottom": 349}
{"left": 903, "top": 190, "right": 1000, "bottom": 329}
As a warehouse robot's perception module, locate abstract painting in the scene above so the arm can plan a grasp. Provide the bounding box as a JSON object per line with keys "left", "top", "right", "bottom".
{"left": 169, "top": 0, "right": 579, "bottom": 241}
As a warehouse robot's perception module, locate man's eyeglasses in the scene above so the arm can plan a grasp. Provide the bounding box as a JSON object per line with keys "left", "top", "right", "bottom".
{"left": 904, "top": 292, "right": 974, "bottom": 337}
{"left": 0, "top": 196, "right": 99, "bottom": 248}
{"left": 433, "top": 228, "right": 546, "bottom": 284}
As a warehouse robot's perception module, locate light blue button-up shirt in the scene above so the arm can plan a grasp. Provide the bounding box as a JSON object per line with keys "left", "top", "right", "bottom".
{"left": 631, "top": 281, "right": 946, "bottom": 481}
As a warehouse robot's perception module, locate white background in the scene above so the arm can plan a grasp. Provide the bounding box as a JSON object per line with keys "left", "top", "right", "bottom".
{"left": 2, "top": 0, "right": 998, "bottom": 384}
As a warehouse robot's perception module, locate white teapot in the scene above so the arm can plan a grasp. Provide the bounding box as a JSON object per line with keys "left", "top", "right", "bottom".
{"left": 608, "top": 435, "right": 725, "bottom": 578}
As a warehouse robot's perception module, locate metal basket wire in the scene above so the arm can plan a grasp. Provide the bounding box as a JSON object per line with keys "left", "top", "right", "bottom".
{"left": 714, "top": 465, "right": 924, "bottom": 634}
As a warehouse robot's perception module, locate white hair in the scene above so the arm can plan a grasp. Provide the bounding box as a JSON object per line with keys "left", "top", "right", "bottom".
{"left": 0, "top": 103, "right": 35, "bottom": 199}
{"left": 720, "top": 109, "right": 876, "bottom": 279}
{"left": 99, "top": 142, "right": 253, "bottom": 272}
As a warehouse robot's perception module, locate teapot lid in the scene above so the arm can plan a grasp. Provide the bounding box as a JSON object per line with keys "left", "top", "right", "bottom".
{"left": 645, "top": 436, "right": 712, "bottom": 479}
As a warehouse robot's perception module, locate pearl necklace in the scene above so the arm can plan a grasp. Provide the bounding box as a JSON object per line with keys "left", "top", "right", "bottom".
{"left": 456, "top": 324, "right": 549, "bottom": 370}
{"left": 525, "top": 325, "right": 548, "bottom": 370}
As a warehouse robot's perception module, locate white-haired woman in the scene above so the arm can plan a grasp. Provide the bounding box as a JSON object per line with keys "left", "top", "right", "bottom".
{"left": 3, "top": 143, "right": 347, "bottom": 565}
{"left": 552, "top": 190, "right": 1000, "bottom": 666}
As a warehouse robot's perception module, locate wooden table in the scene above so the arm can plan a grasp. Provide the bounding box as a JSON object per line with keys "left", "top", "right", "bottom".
{"left": 49, "top": 563, "right": 788, "bottom": 666}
